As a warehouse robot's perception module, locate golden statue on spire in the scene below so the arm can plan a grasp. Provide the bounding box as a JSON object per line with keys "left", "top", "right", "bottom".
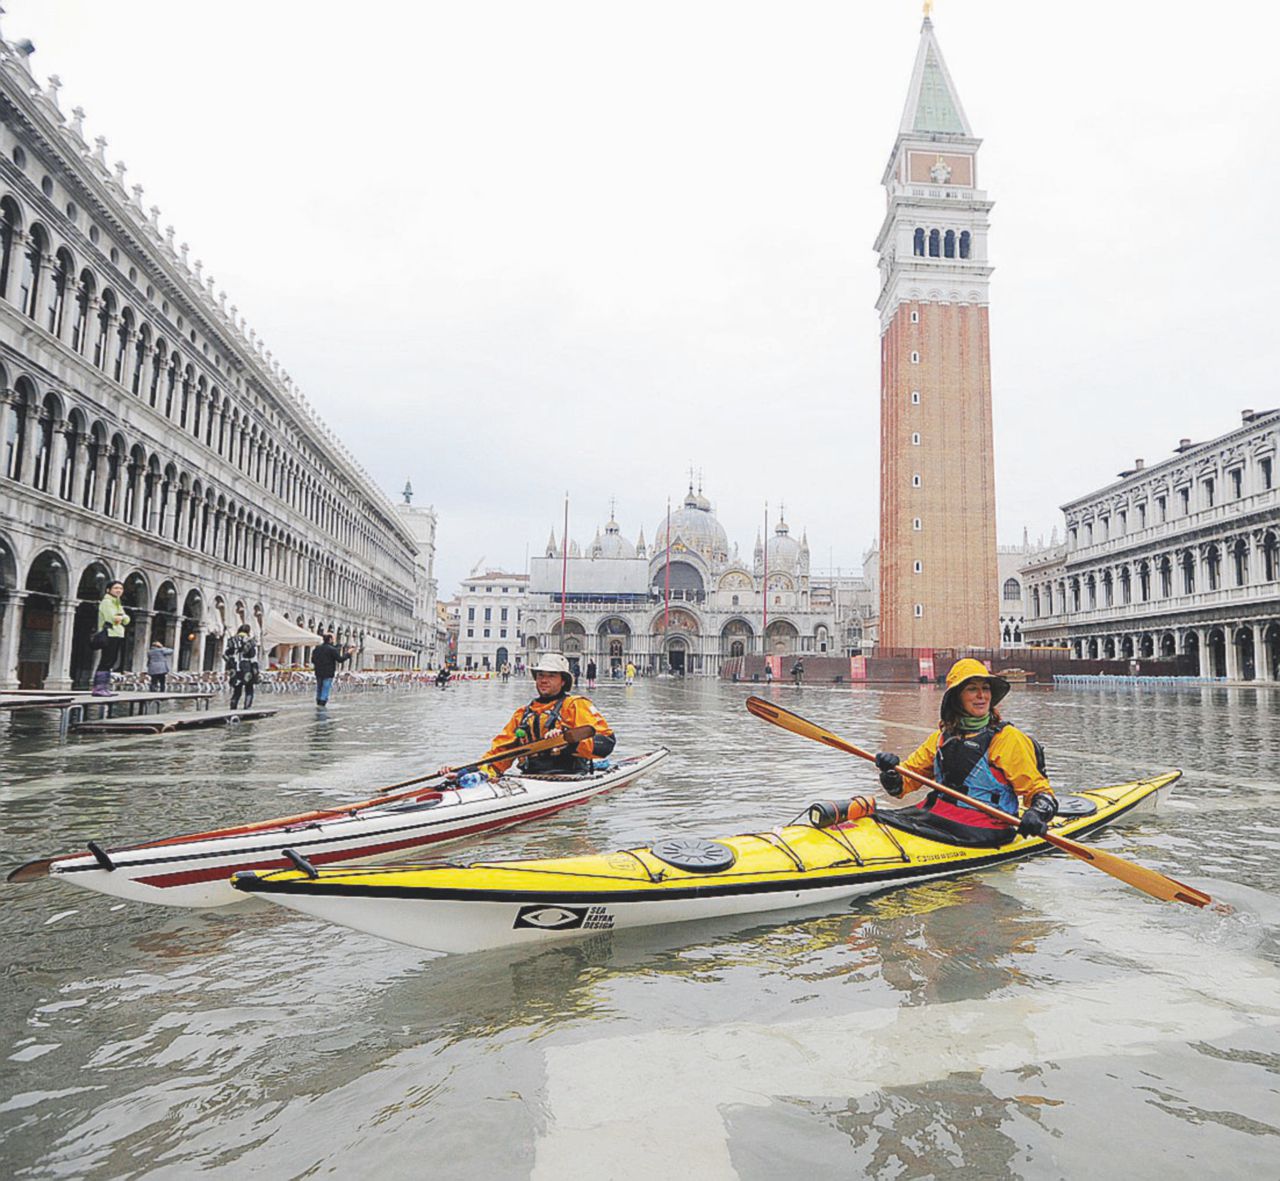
{"left": 923, "top": 0, "right": 934, "bottom": 16}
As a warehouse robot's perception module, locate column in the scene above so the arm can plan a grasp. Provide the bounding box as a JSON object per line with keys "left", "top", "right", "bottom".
{"left": 1223, "top": 623, "right": 1239, "bottom": 681}
{"left": 90, "top": 445, "right": 110, "bottom": 515}
{"left": 0, "top": 590, "right": 26, "bottom": 689}
{"left": 0, "top": 389, "right": 14, "bottom": 473}
{"left": 44, "top": 601, "right": 76, "bottom": 690}
{"left": 1196, "top": 626, "right": 1213, "bottom": 677}
{"left": 16, "top": 397, "right": 39, "bottom": 485}
{"left": 1251, "top": 622, "right": 1266, "bottom": 682}
{"left": 190, "top": 621, "right": 208, "bottom": 672}
{"left": 127, "top": 608, "right": 150, "bottom": 674}
{"left": 49, "top": 420, "right": 70, "bottom": 501}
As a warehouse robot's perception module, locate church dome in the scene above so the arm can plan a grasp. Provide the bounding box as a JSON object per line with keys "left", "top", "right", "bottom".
{"left": 590, "top": 515, "right": 637, "bottom": 560}
{"left": 765, "top": 517, "right": 802, "bottom": 571}
{"left": 653, "top": 486, "right": 729, "bottom": 563}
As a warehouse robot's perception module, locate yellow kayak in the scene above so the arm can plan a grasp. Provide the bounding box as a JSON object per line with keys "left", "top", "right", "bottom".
{"left": 231, "top": 772, "right": 1181, "bottom": 954}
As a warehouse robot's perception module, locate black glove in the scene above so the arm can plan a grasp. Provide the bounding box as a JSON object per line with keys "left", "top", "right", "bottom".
{"left": 874, "top": 752, "right": 903, "bottom": 798}
{"left": 1018, "top": 792, "right": 1058, "bottom": 838}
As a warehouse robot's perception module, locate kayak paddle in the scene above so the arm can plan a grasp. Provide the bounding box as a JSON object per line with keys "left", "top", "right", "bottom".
{"left": 745, "top": 696, "right": 1212, "bottom": 909}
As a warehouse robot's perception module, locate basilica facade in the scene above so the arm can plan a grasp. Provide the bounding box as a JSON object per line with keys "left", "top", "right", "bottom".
{"left": 522, "top": 487, "right": 838, "bottom": 676}
{"left": 0, "top": 34, "right": 429, "bottom": 688}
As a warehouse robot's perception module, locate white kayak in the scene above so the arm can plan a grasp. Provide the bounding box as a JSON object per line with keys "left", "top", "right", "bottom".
{"left": 8, "top": 750, "right": 668, "bottom": 908}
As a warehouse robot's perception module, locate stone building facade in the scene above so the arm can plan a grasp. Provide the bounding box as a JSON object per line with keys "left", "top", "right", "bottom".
{"left": 1019, "top": 410, "right": 1280, "bottom": 680}
{"left": 875, "top": 15, "right": 999, "bottom": 649}
{"left": 393, "top": 484, "right": 440, "bottom": 667}
{"left": 522, "top": 487, "right": 838, "bottom": 676}
{"left": 456, "top": 571, "right": 527, "bottom": 671}
{"left": 0, "top": 34, "right": 427, "bottom": 688}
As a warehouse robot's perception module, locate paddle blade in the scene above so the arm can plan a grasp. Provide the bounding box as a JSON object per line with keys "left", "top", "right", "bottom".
{"left": 8, "top": 857, "right": 56, "bottom": 883}
{"left": 1046, "top": 833, "right": 1211, "bottom": 908}
{"left": 745, "top": 696, "right": 869, "bottom": 760}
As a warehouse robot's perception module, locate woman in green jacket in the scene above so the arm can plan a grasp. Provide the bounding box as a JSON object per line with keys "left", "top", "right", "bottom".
{"left": 93, "top": 580, "right": 130, "bottom": 696}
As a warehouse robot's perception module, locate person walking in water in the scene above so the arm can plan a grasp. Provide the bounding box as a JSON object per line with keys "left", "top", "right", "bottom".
{"left": 625, "top": 660, "right": 636, "bottom": 687}
{"left": 312, "top": 632, "right": 353, "bottom": 707}
{"left": 585, "top": 659, "right": 597, "bottom": 689}
{"left": 791, "top": 658, "right": 805, "bottom": 686}
{"left": 147, "top": 641, "right": 174, "bottom": 692}
{"left": 223, "top": 624, "right": 260, "bottom": 710}
{"left": 92, "top": 581, "right": 130, "bottom": 697}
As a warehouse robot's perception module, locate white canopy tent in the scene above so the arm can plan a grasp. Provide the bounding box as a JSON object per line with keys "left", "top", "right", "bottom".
{"left": 360, "top": 634, "right": 416, "bottom": 669}
{"left": 261, "top": 610, "right": 320, "bottom": 654}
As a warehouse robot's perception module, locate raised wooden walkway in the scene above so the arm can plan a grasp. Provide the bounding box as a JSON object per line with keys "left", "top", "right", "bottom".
{"left": 0, "top": 689, "right": 216, "bottom": 735}
{"left": 72, "top": 707, "right": 278, "bottom": 735}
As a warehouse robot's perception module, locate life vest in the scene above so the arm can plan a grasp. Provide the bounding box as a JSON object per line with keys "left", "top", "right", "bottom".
{"left": 517, "top": 694, "right": 586, "bottom": 774}
{"left": 930, "top": 723, "right": 1018, "bottom": 818}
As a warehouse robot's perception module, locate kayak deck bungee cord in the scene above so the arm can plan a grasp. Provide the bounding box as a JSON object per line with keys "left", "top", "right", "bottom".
{"left": 231, "top": 771, "right": 1181, "bottom": 954}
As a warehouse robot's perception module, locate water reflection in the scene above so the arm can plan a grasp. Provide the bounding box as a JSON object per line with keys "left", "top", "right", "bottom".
{"left": 2, "top": 679, "right": 1279, "bottom": 1178}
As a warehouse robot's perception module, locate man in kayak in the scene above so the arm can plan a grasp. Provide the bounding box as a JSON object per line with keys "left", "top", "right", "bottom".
{"left": 873, "top": 658, "right": 1056, "bottom": 847}
{"left": 443, "top": 652, "right": 615, "bottom": 780}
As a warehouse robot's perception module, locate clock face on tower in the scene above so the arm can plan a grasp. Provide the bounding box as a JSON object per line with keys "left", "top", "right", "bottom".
{"left": 929, "top": 155, "right": 952, "bottom": 184}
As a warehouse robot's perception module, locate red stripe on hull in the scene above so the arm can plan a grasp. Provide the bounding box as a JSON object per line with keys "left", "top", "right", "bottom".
{"left": 132, "top": 792, "right": 602, "bottom": 889}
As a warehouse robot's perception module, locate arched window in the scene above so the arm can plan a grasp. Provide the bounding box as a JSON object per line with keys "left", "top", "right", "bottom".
{"left": 132, "top": 323, "right": 150, "bottom": 395}
{"left": 17, "top": 224, "right": 46, "bottom": 318}
{"left": 913, "top": 227, "right": 925, "bottom": 256}
{"left": 1159, "top": 556, "right": 1172, "bottom": 597}
{"left": 959, "top": 231, "right": 971, "bottom": 259}
{"left": 1205, "top": 544, "right": 1221, "bottom": 591}
{"left": 92, "top": 290, "right": 115, "bottom": 369}
{"left": 71, "top": 269, "right": 95, "bottom": 353}
{"left": 150, "top": 339, "right": 167, "bottom": 407}
{"left": 4, "top": 379, "right": 32, "bottom": 479}
{"left": 1002, "top": 577, "right": 1021, "bottom": 602}
{"left": 113, "top": 308, "right": 132, "bottom": 383}
{"left": 1233, "top": 539, "right": 1248, "bottom": 586}
{"left": 1264, "top": 532, "right": 1278, "bottom": 581}
{"left": 31, "top": 392, "right": 57, "bottom": 491}
{"left": 0, "top": 196, "right": 19, "bottom": 298}
{"left": 928, "top": 228, "right": 940, "bottom": 258}
{"left": 944, "top": 229, "right": 956, "bottom": 259}
{"left": 45, "top": 248, "right": 71, "bottom": 336}
{"left": 1181, "top": 551, "right": 1195, "bottom": 594}
{"left": 163, "top": 355, "right": 178, "bottom": 419}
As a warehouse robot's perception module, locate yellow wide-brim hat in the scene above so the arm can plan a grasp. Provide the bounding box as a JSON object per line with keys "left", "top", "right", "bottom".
{"left": 940, "top": 657, "right": 1010, "bottom": 716}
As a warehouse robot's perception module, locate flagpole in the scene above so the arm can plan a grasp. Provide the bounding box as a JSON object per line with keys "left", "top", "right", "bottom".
{"left": 762, "top": 500, "right": 769, "bottom": 660}
{"left": 662, "top": 497, "right": 672, "bottom": 670}
{"left": 560, "top": 492, "right": 569, "bottom": 638}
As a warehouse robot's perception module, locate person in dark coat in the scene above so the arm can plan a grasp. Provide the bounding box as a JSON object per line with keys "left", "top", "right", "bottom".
{"left": 224, "top": 624, "right": 260, "bottom": 710}
{"left": 312, "top": 632, "right": 353, "bottom": 706}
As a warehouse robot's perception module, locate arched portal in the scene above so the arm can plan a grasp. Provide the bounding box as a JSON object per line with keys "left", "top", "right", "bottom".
{"left": 19, "top": 550, "right": 68, "bottom": 688}
{"left": 597, "top": 616, "right": 632, "bottom": 671}
{"left": 766, "top": 619, "right": 799, "bottom": 656}
{"left": 71, "top": 561, "right": 113, "bottom": 688}
{"left": 1182, "top": 630, "right": 1200, "bottom": 675}
{"left": 1206, "top": 628, "right": 1226, "bottom": 678}
{"left": 180, "top": 589, "right": 204, "bottom": 671}
{"left": 1234, "top": 626, "right": 1256, "bottom": 681}
{"left": 720, "top": 617, "right": 754, "bottom": 658}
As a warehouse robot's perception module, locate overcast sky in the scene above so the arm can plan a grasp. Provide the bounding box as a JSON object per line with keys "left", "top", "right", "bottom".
{"left": 11, "top": 1, "right": 1280, "bottom": 595}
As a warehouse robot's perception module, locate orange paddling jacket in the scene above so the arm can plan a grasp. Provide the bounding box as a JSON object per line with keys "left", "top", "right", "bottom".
{"left": 484, "top": 693, "right": 615, "bottom": 775}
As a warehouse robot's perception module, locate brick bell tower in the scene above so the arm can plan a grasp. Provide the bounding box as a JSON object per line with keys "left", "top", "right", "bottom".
{"left": 874, "top": 12, "right": 999, "bottom": 650}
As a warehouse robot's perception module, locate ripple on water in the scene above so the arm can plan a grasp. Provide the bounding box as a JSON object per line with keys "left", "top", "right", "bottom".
{"left": 2, "top": 680, "right": 1279, "bottom": 1176}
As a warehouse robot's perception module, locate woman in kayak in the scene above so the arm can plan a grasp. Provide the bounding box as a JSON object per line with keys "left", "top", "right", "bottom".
{"left": 874, "top": 658, "right": 1056, "bottom": 847}
{"left": 441, "top": 652, "right": 615, "bottom": 781}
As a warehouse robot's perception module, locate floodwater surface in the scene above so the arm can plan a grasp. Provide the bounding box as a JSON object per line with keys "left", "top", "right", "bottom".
{"left": 2, "top": 678, "right": 1278, "bottom": 1179}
